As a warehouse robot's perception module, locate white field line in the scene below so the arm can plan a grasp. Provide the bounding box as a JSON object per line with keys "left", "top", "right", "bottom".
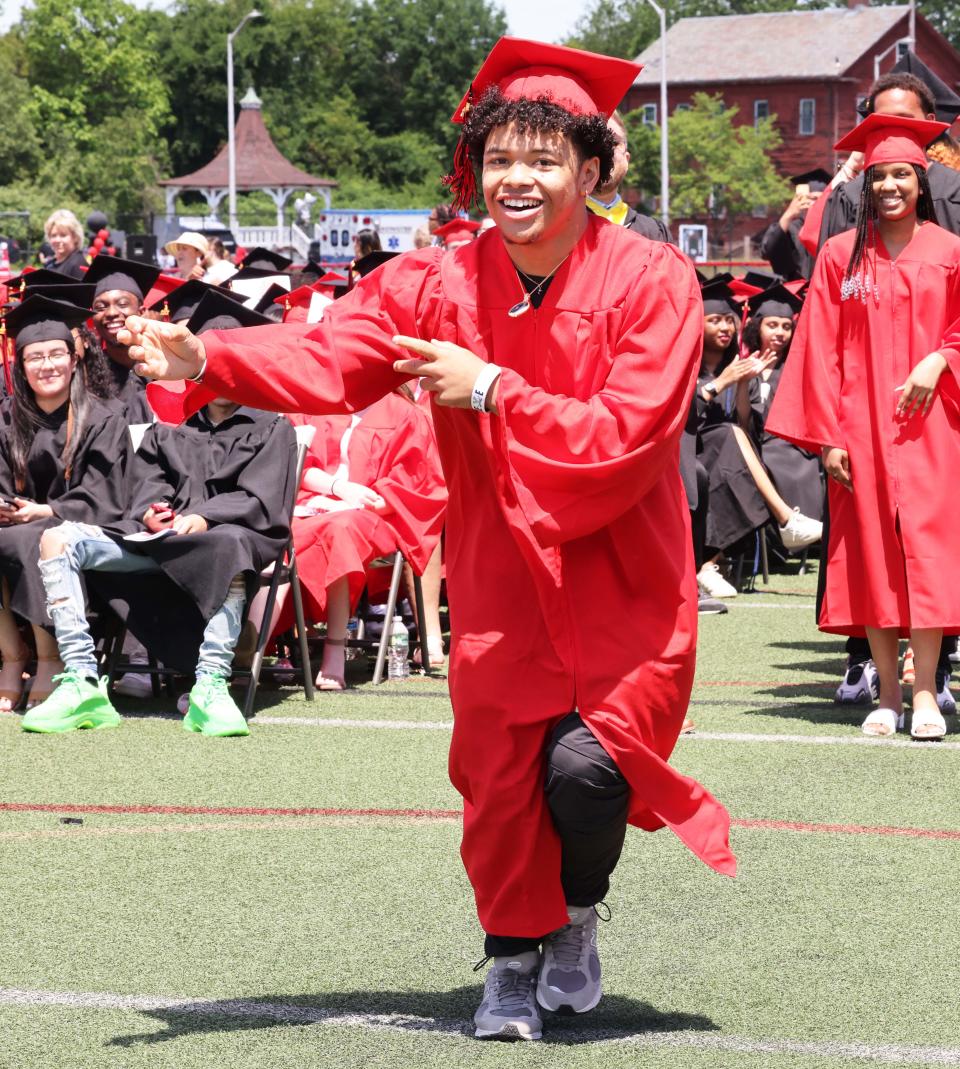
{"left": 0, "top": 986, "right": 957, "bottom": 1063}
{"left": 251, "top": 716, "right": 960, "bottom": 750}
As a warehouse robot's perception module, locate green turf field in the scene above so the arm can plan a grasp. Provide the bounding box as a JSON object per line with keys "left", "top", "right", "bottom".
{"left": 2, "top": 566, "right": 959, "bottom": 1068}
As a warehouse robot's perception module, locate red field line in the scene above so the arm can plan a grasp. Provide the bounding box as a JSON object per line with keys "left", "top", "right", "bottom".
{"left": 1, "top": 802, "right": 958, "bottom": 841}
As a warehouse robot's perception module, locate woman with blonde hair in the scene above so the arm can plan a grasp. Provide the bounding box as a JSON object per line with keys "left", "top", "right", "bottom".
{"left": 43, "top": 210, "right": 87, "bottom": 280}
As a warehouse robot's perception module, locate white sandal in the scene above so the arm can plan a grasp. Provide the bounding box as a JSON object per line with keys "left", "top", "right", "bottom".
{"left": 910, "top": 706, "right": 947, "bottom": 740}
{"left": 861, "top": 707, "right": 904, "bottom": 737}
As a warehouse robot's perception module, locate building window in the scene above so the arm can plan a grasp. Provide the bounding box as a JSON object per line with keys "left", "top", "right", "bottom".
{"left": 896, "top": 39, "right": 910, "bottom": 61}
{"left": 799, "top": 98, "right": 816, "bottom": 136}
{"left": 641, "top": 103, "right": 657, "bottom": 126}
{"left": 675, "top": 102, "right": 692, "bottom": 113}
{"left": 754, "top": 99, "right": 769, "bottom": 126}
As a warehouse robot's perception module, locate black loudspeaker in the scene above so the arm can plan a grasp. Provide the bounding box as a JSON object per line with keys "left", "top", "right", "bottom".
{"left": 125, "top": 234, "right": 158, "bottom": 264}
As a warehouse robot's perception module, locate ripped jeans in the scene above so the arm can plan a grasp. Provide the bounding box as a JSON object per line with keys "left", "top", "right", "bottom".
{"left": 39, "top": 522, "right": 246, "bottom": 681}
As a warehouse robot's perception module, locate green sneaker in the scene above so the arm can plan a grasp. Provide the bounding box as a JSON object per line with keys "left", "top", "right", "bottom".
{"left": 21, "top": 672, "right": 121, "bottom": 734}
{"left": 183, "top": 675, "right": 249, "bottom": 737}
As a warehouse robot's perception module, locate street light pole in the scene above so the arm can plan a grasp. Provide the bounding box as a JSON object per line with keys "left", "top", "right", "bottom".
{"left": 644, "top": 0, "right": 669, "bottom": 227}
{"left": 227, "top": 9, "right": 262, "bottom": 233}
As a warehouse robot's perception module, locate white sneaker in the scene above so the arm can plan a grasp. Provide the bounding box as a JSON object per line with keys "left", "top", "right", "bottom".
{"left": 697, "top": 562, "right": 738, "bottom": 599}
{"left": 474, "top": 951, "right": 542, "bottom": 1041}
{"left": 835, "top": 660, "right": 879, "bottom": 705}
{"left": 936, "top": 670, "right": 956, "bottom": 716}
{"left": 112, "top": 673, "right": 154, "bottom": 699}
{"left": 779, "top": 508, "right": 823, "bottom": 550}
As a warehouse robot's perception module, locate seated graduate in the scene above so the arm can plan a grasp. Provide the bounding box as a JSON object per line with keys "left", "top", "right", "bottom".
{"left": 743, "top": 283, "right": 824, "bottom": 527}
{"left": 693, "top": 278, "right": 821, "bottom": 600}
{"left": 0, "top": 295, "right": 131, "bottom": 710}
{"left": 84, "top": 254, "right": 162, "bottom": 424}
{"left": 285, "top": 388, "right": 447, "bottom": 689}
{"left": 22, "top": 290, "right": 297, "bottom": 737}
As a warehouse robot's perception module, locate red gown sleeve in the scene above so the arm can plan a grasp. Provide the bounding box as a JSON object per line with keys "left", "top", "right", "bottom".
{"left": 765, "top": 240, "right": 845, "bottom": 452}
{"left": 490, "top": 245, "right": 703, "bottom": 547}
{"left": 369, "top": 402, "right": 447, "bottom": 573}
{"left": 199, "top": 250, "right": 443, "bottom": 415}
{"left": 797, "top": 183, "right": 832, "bottom": 256}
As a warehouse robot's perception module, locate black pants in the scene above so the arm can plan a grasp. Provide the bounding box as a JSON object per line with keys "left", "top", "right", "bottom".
{"left": 691, "top": 461, "right": 709, "bottom": 572}
{"left": 484, "top": 713, "right": 629, "bottom": 958}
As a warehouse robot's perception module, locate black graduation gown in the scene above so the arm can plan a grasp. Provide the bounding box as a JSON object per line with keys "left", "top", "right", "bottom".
{"left": 49, "top": 249, "right": 88, "bottom": 281}
{"left": 106, "top": 360, "right": 154, "bottom": 424}
{"left": 0, "top": 398, "right": 131, "bottom": 624}
{"left": 760, "top": 365, "right": 823, "bottom": 523}
{"left": 818, "top": 160, "right": 960, "bottom": 245}
{"left": 695, "top": 371, "right": 768, "bottom": 552}
{"left": 624, "top": 205, "right": 673, "bottom": 244}
{"left": 760, "top": 216, "right": 814, "bottom": 281}
{"left": 88, "top": 406, "right": 296, "bottom": 672}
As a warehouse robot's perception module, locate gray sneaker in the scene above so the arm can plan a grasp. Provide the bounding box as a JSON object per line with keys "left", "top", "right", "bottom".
{"left": 473, "top": 951, "right": 542, "bottom": 1041}
{"left": 536, "top": 905, "right": 602, "bottom": 1014}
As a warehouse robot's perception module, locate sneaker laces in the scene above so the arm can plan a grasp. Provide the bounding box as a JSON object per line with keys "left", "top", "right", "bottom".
{"left": 491, "top": 966, "right": 537, "bottom": 1014}
{"left": 548, "top": 903, "right": 609, "bottom": 967}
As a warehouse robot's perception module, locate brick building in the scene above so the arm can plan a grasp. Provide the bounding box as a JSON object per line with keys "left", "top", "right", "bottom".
{"left": 623, "top": 2, "right": 960, "bottom": 254}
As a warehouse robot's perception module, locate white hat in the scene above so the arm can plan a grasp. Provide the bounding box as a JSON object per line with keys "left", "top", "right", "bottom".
{"left": 165, "top": 231, "right": 210, "bottom": 256}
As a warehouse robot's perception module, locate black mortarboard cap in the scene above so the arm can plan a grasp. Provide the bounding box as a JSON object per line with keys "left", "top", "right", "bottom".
{"left": 299, "top": 259, "right": 324, "bottom": 280}
{"left": 238, "top": 247, "right": 292, "bottom": 272}
{"left": 700, "top": 279, "right": 740, "bottom": 316}
{"left": 353, "top": 250, "right": 399, "bottom": 278}
{"left": 4, "top": 267, "right": 83, "bottom": 294}
{"left": 229, "top": 265, "right": 289, "bottom": 284}
{"left": 741, "top": 269, "right": 783, "bottom": 291}
{"left": 790, "top": 168, "right": 833, "bottom": 192}
{"left": 148, "top": 279, "right": 244, "bottom": 323}
{"left": 252, "top": 283, "right": 288, "bottom": 315}
{"left": 3, "top": 294, "right": 91, "bottom": 350}
{"left": 186, "top": 289, "right": 275, "bottom": 335}
{"left": 861, "top": 52, "right": 960, "bottom": 125}
{"left": 22, "top": 283, "right": 96, "bottom": 306}
{"left": 746, "top": 282, "right": 804, "bottom": 320}
{"left": 83, "top": 254, "right": 160, "bottom": 302}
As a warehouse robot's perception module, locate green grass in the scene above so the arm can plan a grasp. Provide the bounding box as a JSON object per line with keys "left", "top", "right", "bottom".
{"left": 1, "top": 561, "right": 959, "bottom": 1068}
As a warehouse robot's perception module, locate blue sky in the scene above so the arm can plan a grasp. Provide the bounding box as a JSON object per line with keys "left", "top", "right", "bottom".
{"left": 0, "top": 0, "right": 585, "bottom": 41}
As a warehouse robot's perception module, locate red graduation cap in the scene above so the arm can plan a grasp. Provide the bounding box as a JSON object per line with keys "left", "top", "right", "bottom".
{"left": 834, "top": 113, "right": 948, "bottom": 171}
{"left": 143, "top": 273, "right": 182, "bottom": 312}
{"left": 446, "top": 37, "right": 643, "bottom": 211}
{"left": 434, "top": 218, "right": 482, "bottom": 245}
{"left": 316, "top": 271, "right": 348, "bottom": 289}
{"left": 451, "top": 37, "right": 642, "bottom": 124}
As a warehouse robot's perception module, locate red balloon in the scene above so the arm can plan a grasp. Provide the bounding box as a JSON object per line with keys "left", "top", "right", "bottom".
{"left": 97, "top": 228, "right": 110, "bottom": 241}
{"left": 92, "top": 237, "right": 105, "bottom": 251}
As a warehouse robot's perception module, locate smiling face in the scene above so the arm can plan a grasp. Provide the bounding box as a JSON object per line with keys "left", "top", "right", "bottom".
{"left": 92, "top": 288, "right": 141, "bottom": 349}
{"left": 759, "top": 315, "right": 794, "bottom": 354}
{"left": 703, "top": 313, "right": 737, "bottom": 354}
{"left": 871, "top": 161, "right": 920, "bottom": 222}
{"left": 482, "top": 121, "right": 599, "bottom": 255}
{"left": 47, "top": 225, "right": 77, "bottom": 263}
{"left": 174, "top": 245, "right": 202, "bottom": 277}
{"left": 21, "top": 339, "right": 76, "bottom": 406}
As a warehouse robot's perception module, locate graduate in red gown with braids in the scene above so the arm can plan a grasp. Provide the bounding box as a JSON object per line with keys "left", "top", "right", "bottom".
{"left": 768, "top": 113, "right": 960, "bottom": 742}
{"left": 121, "top": 38, "right": 735, "bottom": 1041}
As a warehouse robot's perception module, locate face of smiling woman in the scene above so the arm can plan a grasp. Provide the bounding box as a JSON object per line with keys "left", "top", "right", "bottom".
{"left": 481, "top": 121, "right": 599, "bottom": 269}
{"left": 871, "top": 161, "right": 920, "bottom": 222}
{"left": 21, "top": 339, "right": 77, "bottom": 409}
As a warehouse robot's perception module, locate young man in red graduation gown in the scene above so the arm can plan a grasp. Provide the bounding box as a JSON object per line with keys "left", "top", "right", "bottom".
{"left": 121, "top": 38, "right": 735, "bottom": 1041}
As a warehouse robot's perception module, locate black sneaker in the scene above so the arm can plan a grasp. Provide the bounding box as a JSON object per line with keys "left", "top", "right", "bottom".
{"left": 835, "top": 660, "right": 879, "bottom": 705}
{"left": 936, "top": 670, "right": 956, "bottom": 716}
{"left": 698, "top": 594, "right": 728, "bottom": 615}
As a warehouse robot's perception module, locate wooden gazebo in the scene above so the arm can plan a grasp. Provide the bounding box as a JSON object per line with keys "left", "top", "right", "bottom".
{"left": 159, "top": 87, "right": 337, "bottom": 226}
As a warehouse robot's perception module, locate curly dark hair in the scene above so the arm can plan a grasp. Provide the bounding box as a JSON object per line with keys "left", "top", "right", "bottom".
{"left": 866, "top": 72, "right": 935, "bottom": 118}
{"left": 448, "top": 86, "right": 616, "bottom": 211}
{"left": 742, "top": 315, "right": 793, "bottom": 365}
{"left": 75, "top": 324, "right": 119, "bottom": 402}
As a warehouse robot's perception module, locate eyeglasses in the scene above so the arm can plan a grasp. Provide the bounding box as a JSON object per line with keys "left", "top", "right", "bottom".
{"left": 23, "top": 349, "right": 72, "bottom": 368}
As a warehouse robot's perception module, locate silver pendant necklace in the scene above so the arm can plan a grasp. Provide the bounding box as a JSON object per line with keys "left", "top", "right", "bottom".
{"left": 508, "top": 252, "right": 573, "bottom": 318}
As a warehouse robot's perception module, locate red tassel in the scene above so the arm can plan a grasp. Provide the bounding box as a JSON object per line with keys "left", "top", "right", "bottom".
{"left": 443, "top": 133, "right": 477, "bottom": 214}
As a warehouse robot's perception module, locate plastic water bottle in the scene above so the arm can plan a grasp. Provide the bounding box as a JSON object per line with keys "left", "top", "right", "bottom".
{"left": 344, "top": 616, "right": 360, "bottom": 661}
{"left": 387, "top": 615, "right": 409, "bottom": 680}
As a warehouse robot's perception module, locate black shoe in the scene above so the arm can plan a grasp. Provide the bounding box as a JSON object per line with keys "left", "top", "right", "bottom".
{"left": 936, "top": 670, "right": 956, "bottom": 716}
{"left": 698, "top": 594, "right": 728, "bottom": 615}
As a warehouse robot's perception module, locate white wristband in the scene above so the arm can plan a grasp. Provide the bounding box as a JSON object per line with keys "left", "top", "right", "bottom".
{"left": 471, "top": 363, "right": 502, "bottom": 412}
{"left": 187, "top": 356, "right": 207, "bottom": 383}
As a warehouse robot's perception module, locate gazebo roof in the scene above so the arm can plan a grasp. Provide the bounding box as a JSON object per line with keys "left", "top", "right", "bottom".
{"left": 160, "top": 88, "right": 336, "bottom": 190}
